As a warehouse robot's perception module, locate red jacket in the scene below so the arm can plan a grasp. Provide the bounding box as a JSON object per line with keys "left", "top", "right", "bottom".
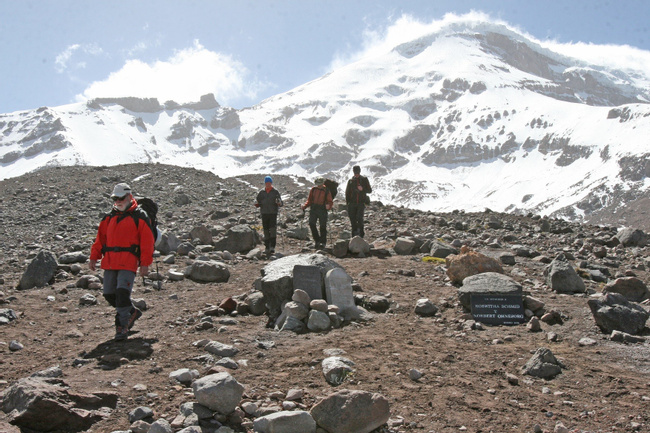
{"left": 90, "top": 199, "right": 154, "bottom": 272}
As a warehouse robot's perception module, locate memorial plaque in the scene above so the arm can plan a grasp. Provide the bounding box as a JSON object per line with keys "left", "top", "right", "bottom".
{"left": 325, "top": 267, "right": 356, "bottom": 314}
{"left": 471, "top": 293, "right": 525, "bottom": 325}
{"left": 293, "top": 265, "right": 324, "bottom": 301}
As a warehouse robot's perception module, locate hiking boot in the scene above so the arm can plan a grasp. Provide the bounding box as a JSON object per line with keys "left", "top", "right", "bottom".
{"left": 115, "top": 326, "right": 129, "bottom": 341}
{"left": 128, "top": 308, "right": 142, "bottom": 330}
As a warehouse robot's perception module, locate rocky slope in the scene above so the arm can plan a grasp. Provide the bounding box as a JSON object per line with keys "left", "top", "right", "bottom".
{"left": 0, "top": 163, "right": 649, "bottom": 433}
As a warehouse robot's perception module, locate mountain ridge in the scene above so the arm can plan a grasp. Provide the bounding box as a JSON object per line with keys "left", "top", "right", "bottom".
{"left": 1, "top": 21, "right": 649, "bottom": 228}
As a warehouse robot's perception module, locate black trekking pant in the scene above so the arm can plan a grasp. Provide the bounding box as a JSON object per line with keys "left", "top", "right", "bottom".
{"left": 261, "top": 213, "right": 278, "bottom": 250}
{"left": 348, "top": 203, "right": 366, "bottom": 238}
{"left": 308, "top": 205, "right": 328, "bottom": 245}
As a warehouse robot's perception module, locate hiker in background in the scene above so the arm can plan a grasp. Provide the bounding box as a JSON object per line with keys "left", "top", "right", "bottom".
{"left": 89, "top": 183, "right": 154, "bottom": 341}
{"left": 255, "top": 175, "right": 283, "bottom": 255}
{"left": 345, "top": 165, "right": 372, "bottom": 238}
{"left": 301, "top": 177, "right": 333, "bottom": 249}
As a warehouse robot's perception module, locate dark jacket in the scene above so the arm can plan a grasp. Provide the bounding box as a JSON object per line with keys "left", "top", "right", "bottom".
{"left": 90, "top": 198, "right": 155, "bottom": 272}
{"left": 345, "top": 175, "right": 372, "bottom": 205}
{"left": 256, "top": 188, "right": 283, "bottom": 214}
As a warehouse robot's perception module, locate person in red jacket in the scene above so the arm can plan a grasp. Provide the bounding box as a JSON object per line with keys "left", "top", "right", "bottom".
{"left": 89, "top": 183, "right": 154, "bottom": 341}
{"left": 301, "top": 177, "right": 333, "bottom": 249}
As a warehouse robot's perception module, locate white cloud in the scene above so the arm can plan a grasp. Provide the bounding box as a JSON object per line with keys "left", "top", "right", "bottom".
{"left": 55, "top": 43, "right": 104, "bottom": 73}
{"left": 78, "top": 40, "right": 263, "bottom": 106}
{"left": 55, "top": 44, "right": 81, "bottom": 73}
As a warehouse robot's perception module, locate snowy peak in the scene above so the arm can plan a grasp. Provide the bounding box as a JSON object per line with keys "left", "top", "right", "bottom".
{"left": 1, "top": 21, "right": 650, "bottom": 228}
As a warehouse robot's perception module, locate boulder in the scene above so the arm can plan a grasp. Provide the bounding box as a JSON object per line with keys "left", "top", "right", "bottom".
{"left": 429, "top": 240, "right": 458, "bottom": 258}
{"left": 191, "top": 372, "right": 244, "bottom": 414}
{"left": 310, "top": 389, "right": 390, "bottom": 433}
{"left": 246, "top": 291, "right": 267, "bottom": 315}
{"left": 18, "top": 250, "right": 58, "bottom": 290}
{"left": 157, "top": 232, "right": 182, "bottom": 254}
{"left": 58, "top": 252, "right": 89, "bottom": 264}
{"left": 348, "top": 236, "right": 370, "bottom": 255}
{"left": 414, "top": 298, "right": 438, "bottom": 317}
{"left": 187, "top": 260, "right": 230, "bottom": 283}
{"left": 446, "top": 247, "right": 504, "bottom": 284}
{"left": 253, "top": 410, "right": 316, "bottom": 433}
{"left": 544, "top": 253, "right": 585, "bottom": 293}
{"left": 259, "top": 254, "right": 342, "bottom": 321}
{"left": 0, "top": 376, "right": 117, "bottom": 432}
{"left": 190, "top": 225, "right": 213, "bottom": 245}
{"left": 615, "top": 227, "right": 647, "bottom": 247}
{"left": 587, "top": 292, "right": 649, "bottom": 335}
{"left": 1, "top": 309, "right": 18, "bottom": 325}
{"left": 458, "top": 272, "right": 522, "bottom": 311}
{"left": 322, "top": 356, "right": 356, "bottom": 386}
{"left": 213, "top": 224, "right": 258, "bottom": 254}
{"left": 521, "top": 347, "right": 563, "bottom": 379}
{"left": 393, "top": 237, "right": 416, "bottom": 255}
{"left": 602, "top": 277, "right": 650, "bottom": 302}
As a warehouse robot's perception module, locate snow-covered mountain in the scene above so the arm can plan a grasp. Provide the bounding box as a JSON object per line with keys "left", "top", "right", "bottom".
{"left": 2, "top": 20, "right": 650, "bottom": 224}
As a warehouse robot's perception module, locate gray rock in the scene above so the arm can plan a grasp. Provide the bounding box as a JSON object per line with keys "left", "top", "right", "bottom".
{"left": 310, "top": 389, "right": 390, "bottom": 433}
{"left": 190, "top": 225, "right": 213, "bottom": 245}
{"left": 458, "top": 272, "right": 522, "bottom": 311}
{"left": 332, "top": 239, "right": 350, "bottom": 258}
{"left": 281, "top": 315, "right": 307, "bottom": 333}
{"left": 414, "top": 298, "right": 438, "bottom": 317}
{"left": 246, "top": 291, "right": 267, "bottom": 315}
{"left": 128, "top": 406, "right": 154, "bottom": 423}
{"left": 322, "top": 356, "right": 355, "bottom": 385}
{"left": 544, "top": 254, "right": 586, "bottom": 293}
{"left": 58, "top": 252, "right": 89, "bottom": 264}
{"left": 0, "top": 308, "right": 18, "bottom": 325}
{"left": 610, "top": 330, "right": 646, "bottom": 343}
{"left": 603, "top": 277, "right": 650, "bottom": 302}
{"left": 429, "top": 240, "right": 458, "bottom": 258}
{"left": 366, "top": 295, "right": 390, "bottom": 313}
{"left": 253, "top": 410, "right": 316, "bottom": 433}
{"left": 191, "top": 372, "right": 244, "bottom": 414}
{"left": 157, "top": 232, "right": 182, "bottom": 254}
{"left": 169, "top": 368, "right": 200, "bottom": 385}
{"left": 75, "top": 274, "right": 102, "bottom": 290}
{"left": 292, "top": 289, "right": 311, "bottom": 306}
{"left": 285, "top": 301, "right": 310, "bottom": 320}
{"left": 348, "top": 236, "right": 370, "bottom": 254}
{"left": 394, "top": 237, "right": 416, "bottom": 255}
{"left": 204, "top": 341, "right": 239, "bottom": 357}
{"left": 521, "top": 347, "right": 563, "bottom": 379}
{"left": 187, "top": 260, "right": 230, "bottom": 283}
{"left": 587, "top": 292, "right": 649, "bottom": 335}
{"left": 179, "top": 402, "right": 214, "bottom": 419}
{"left": 0, "top": 376, "right": 117, "bottom": 432}
{"left": 307, "top": 310, "right": 331, "bottom": 332}
{"left": 615, "top": 227, "right": 647, "bottom": 247}
{"left": 19, "top": 250, "right": 58, "bottom": 290}
{"left": 79, "top": 293, "right": 97, "bottom": 306}
{"left": 148, "top": 418, "right": 173, "bottom": 433}
{"left": 213, "top": 224, "right": 258, "bottom": 254}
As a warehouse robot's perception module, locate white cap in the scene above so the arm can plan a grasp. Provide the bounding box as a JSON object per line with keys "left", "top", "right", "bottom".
{"left": 111, "top": 183, "right": 132, "bottom": 198}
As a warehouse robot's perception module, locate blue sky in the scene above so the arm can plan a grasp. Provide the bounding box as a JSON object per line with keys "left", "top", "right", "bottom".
{"left": 2, "top": 0, "right": 650, "bottom": 114}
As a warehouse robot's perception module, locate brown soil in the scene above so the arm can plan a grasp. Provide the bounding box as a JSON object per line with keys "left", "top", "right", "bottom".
{"left": 1, "top": 164, "right": 649, "bottom": 433}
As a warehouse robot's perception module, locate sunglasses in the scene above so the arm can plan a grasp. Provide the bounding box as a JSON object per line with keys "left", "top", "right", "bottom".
{"left": 111, "top": 195, "right": 128, "bottom": 202}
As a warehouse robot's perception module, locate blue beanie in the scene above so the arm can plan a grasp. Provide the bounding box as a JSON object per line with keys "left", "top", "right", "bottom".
{"left": 264, "top": 176, "right": 273, "bottom": 184}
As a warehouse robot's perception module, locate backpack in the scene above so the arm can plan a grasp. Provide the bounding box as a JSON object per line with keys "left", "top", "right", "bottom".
{"left": 324, "top": 179, "right": 339, "bottom": 200}
{"left": 135, "top": 197, "right": 160, "bottom": 244}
